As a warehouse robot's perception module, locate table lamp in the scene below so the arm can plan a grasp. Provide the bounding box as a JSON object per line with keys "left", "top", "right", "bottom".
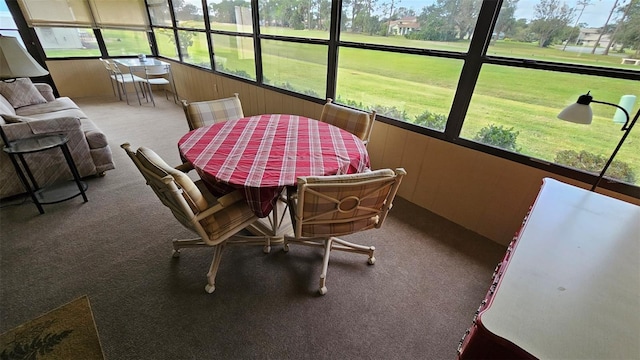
{"left": 558, "top": 91, "right": 639, "bottom": 191}
{"left": 0, "top": 35, "right": 49, "bottom": 81}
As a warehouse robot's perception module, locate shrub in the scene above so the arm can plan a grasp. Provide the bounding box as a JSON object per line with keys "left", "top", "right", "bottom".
{"left": 555, "top": 150, "right": 637, "bottom": 183}
{"left": 373, "top": 105, "right": 408, "bottom": 121}
{"left": 473, "top": 124, "right": 521, "bottom": 152}
{"left": 414, "top": 110, "right": 447, "bottom": 131}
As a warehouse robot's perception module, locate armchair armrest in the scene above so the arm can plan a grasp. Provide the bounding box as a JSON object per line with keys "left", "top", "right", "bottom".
{"left": 1, "top": 116, "right": 82, "bottom": 143}
{"left": 174, "top": 162, "right": 194, "bottom": 173}
{"left": 33, "top": 83, "right": 56, "bottom": 102}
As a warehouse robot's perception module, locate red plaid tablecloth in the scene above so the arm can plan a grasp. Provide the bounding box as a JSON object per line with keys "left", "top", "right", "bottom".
{"left": 178, "top": 114, "right": 371, "bottom": 217}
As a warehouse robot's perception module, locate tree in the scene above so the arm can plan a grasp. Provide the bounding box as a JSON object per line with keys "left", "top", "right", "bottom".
{"left": 591, "top": 0, "right": 620, "bottom": 53}
{"left": 208, "top": 0, "right": 248, "bottom": 24}
{"left": 617, "top": 0, "right": 640, "bottom": 56}
{"left": 417, "top": 0, "right": 457, "bottom": 41}
{"left": 417, "top": 0, "right": 481, "bottom": 41}
{"left": 381, "top": 0, "right": 401, "bottom": 35}
{"left": 562, "top": 0, "right": 591, "bottom": 50}
{"left": 317, "top": 0, "right": 332, "bottom": 30}
{"left": 529, "top": 0, "right": 574, "bottom": 47}
{"left": 395, "top": 7, "right": 416, "bottom": 18}
{"left": 173, "top": 0, "right": 201, "bottom": 23}
{"left": 456, "top": 0, "right": 481, "bottom": 39}
{"left": 606, "top": 0, "right": 640, "bottom": 56}
{"left": 494, "top": 0, "right": 519, "bottom": 41}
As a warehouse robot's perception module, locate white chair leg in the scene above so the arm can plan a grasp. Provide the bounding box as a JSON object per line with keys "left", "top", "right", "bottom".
{"left": 132, "top": 82, "right": 142, "bottom": 106}
{"left": 121, "top": 82, "right": 130, "bottom": 105}
{"left": 318, "top": 238, "right": 333, "bottom": 295}
{"left": 146, "top": 83, "right": 156, "bottom": 107}
{"left": 205, "top": 243, "right": 226, "bottom": 294}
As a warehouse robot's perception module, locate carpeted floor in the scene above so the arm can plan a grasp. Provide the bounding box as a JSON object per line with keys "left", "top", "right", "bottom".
{"left": 0, "top": 95, "right": 507, "bottom": 359}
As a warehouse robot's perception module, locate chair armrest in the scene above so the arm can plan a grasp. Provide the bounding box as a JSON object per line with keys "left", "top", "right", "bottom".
{"left": 216, "top": 190, "right": 244, "bottom": 207}
{"left": 33, "top": 83, "right": 56, "bottom": 102}
{"left": 1, "top": 116, "right": 82, "bottom": 143}
{"left": 174, "top": 162, "right": 194, "bottom": 173}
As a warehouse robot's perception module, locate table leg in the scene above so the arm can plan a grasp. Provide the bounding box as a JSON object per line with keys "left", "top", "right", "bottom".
{"left": 246, "top": 194, "right": 291, "bottom": 241}
{"left": 60, "top": 143, "right": 88, "bottom": 203}
{"left": 8, "top": 153, "right": 44, "bottom": 214}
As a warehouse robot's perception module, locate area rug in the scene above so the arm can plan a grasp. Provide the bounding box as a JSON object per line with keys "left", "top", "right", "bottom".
{"left": 0, "top": 295, "right": 104, "bottom": 360}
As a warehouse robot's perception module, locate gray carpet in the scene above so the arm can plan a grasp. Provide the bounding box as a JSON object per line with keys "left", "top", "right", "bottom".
{"left": 0, "top": 95, "right": 506, "bottom": 360}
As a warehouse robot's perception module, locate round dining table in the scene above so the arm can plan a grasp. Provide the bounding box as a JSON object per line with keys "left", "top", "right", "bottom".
{"left": 178, "top": 114, "right": 371, "bottom": 219}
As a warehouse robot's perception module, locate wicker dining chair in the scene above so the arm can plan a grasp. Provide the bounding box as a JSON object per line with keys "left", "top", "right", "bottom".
{"left": 121, "top": 143, "right": 271, "bottom": 294}
{"left": 284, "top": 168, "right": 406, "bottom": 295}
{"left": 181, "top": 93, "right": 244, "bottom": 131}
{"left": 320, "top": 98, "right": 376, "bottom": 146}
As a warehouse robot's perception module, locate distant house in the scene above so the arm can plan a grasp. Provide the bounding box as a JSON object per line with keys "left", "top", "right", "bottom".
{"left": 576, "top": 27, "right": 613, "bottom": 48}
{"left": 388, "top": 16, "right": 420, "bottom": 36}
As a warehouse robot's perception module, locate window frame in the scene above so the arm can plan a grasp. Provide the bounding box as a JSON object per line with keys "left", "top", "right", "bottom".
{"left": 9, "top": 0, "right": 639, "bottom": 198}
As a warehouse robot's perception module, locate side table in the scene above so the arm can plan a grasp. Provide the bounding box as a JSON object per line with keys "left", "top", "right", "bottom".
{"left": 2, "top": 134, "right": 88, "bottom": 214}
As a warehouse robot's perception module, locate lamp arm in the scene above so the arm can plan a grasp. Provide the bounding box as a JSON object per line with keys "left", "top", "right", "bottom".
{"left": 591, "top": 99, "right": 631, "bottom": 129}
{"left": 591, "top": 107, "right": 639, "bottom": 191}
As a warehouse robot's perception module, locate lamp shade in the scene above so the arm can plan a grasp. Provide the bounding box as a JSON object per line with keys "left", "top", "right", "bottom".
{"left": 557, "top": 102, "right": 593, "bottom": 124}
{"left": 0, "top": 35, "right": 49, "bottom": 79}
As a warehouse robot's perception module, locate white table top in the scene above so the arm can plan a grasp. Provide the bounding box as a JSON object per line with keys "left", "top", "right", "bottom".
{"left": 113, "top": 58, "right": 170, "bottom": 69}
{"left": 481, "top": 178, "right": 640, "bottom": 359}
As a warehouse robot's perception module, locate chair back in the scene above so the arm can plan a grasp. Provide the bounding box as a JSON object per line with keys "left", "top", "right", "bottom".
{"left": 107, "top": 61, "right": 133, "bottom": 83}
{"left": 99, "top": 58, "right": 112, "bottom": 71}
{"left": 145, "top": 65, "right": 170, "bottom": 77}
{"left": 289, "top": 168, "right": 406, "bottom": 238}
{"left": 121, "top": 143, "right": 209, "bottom": 234}
{"left": 108, "top": 61, "right": 123, "bottom": 74}
{"left": 320, "top": 98, "right": 376, "bottom": 145}
{"left": 182, "top": 93, "right": 244, "bottom": 131}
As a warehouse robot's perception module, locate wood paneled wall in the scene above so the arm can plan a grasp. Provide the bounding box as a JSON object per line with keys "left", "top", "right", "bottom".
{"left": 47, "top": 59, "right": 640, "bottom": 245}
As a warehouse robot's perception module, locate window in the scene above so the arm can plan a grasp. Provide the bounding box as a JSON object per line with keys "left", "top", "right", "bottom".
{"left": 261, "top": 39, "right": 327, "bottom": 96}
{"left": 11, "top": 0, "right": 639, "bottom": 195}
{"left": 0, "top": 0, "right": 21, "bottom": 41}
{"left": 208, "top": 0, "right": 253, "bottom": 33}
{"left": 35, "top": 27, "right": 101, "bottom": 58}
{"left": 463, "top": 68, "right": 638, "bottom": 186}
{"left": 257, "top": 0, "right": 331, "bottom": 95}
{"left": 259, "top": 0, "right": 330, "bottom": 39}
{"left": 212, "top": 34, "right": 256, "bottom": 80}
{"left": 173, "top": 0, "right": 205, "bottom": 29}
{"left": 487, "top": 0, "right": 640, "bottom": 73}
{"left": 154, "top": 28, "right": 179, "bottom": 60}
{"left": 148, "top": 0, "right": 172, "bottom": 26}
{"left": 19, "top": 0, "right": 150, "bottom": 58}
{"left": 102, "top": 29, "right": 151, "bottom": 56}
{"left": 339, "top": 0, "right": 479, "bottom": 53}
{"left": 336, "top": 48, "right": 463, "bottom": 131}
{"left": 463, "top": 0, "right": 640, "bottom": 187}
{"left": 178, "top": 30, "right": 210, "bottom": 67}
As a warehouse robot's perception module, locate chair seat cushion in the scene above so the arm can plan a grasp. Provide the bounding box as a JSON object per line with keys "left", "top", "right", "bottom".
{"left": 15, "top": 97, "right": 81, "bottom": 117}
{"left": 199, "top": 196, "right": 255, "bottom": 240}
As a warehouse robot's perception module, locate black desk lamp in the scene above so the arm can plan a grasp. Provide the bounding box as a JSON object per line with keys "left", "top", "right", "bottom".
{"left": 558, "top": 91, "right": 639, "bottom": 191}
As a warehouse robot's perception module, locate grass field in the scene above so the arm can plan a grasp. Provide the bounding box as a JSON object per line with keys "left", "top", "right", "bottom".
{"left": 45, "top": 27, "right": 640, "bottom": 184}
